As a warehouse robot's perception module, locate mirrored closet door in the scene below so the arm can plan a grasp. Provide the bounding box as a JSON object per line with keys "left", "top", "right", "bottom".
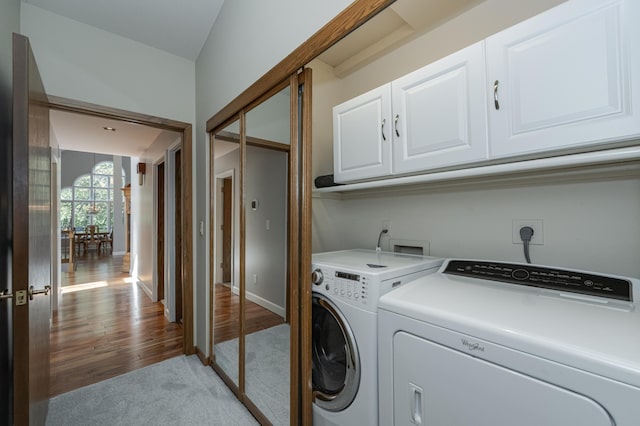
{"left": 210, "top": 73, "right": 308, "bottom": 424}
{"left": 210, "top": 117, "right": 242, "bottom": 391}
{"left": 243, "top": 85, "right": 291, "bottom": 425}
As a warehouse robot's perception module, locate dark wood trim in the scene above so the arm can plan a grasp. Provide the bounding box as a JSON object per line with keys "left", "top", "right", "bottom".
{"left": 238, "top": 111, "right": 246, "bottom": 396}
{"left": 288, "top": 73, "right": 301, "bottom": 425}
{"left": 216, "top": 131, "right": 290, "bottom": 152}
{"left": 243, "top": 396, "right": 271, "bottom": 426}
{"left": 181, "top": 125, "right": 195, "bottom": 355}
{"left": 46, "top": 95, "right": 195, "bottom": 356}
{"left": 208, "top": 132, "right": 215, "bottom": 359}
{"left": 210, "top": 363, "right": 240, "bottom": 399}
{"left": 48, "top": 95, "right": 186, "bottom": 132}
{"left": 195, "top": 347, "right": 209, "bottom": 365}
{"left": 247, "top": 138, "right": 289, "bottom": 152}
{"left": 206, "top": 0, "right": 395, "bottom": 132}
{"left": 299, "top": 67, "right": 314, "bottom": 426}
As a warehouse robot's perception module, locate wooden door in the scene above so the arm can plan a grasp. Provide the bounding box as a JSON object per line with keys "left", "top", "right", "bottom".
{"left": 391, "top": 41, "right": 488, "bottom": 174}
{"left": 174, "top": 149, "right": 183, "bottom": 323}
{"left": 332, "top": 84, "right": 391, "bottom": 183}
{"left": 221, "top": 177, "right": 232, "bottom": 283}
{"left": 157, "top": 162, "right": 165, "bottom": 302}
{"left": 12, "top": 33, "right": 52, "bottom": 426}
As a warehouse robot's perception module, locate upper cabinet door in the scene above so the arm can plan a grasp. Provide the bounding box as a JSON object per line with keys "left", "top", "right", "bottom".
{"left": 487, "top": 0, "right": 640, "bottom": 159}
{"left": 392, "top": 41, "right": 488, "bottom": 175}
{"left": 333, "top": 84, "right": 392, "bottom": 183}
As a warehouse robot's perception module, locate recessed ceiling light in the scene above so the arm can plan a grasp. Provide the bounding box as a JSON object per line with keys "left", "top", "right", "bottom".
{"left": 103, "top": 126, "right": 116, "bottom": 131}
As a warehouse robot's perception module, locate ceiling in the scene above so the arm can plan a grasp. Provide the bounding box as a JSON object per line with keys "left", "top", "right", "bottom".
{"left": 50, "top": 109, "right": 179, "bottom": 158}
{"left": 22, "top": 0, "right": 225, "bottom": 61}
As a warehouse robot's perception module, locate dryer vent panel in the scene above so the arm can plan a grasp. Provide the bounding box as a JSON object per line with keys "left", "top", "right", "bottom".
{"left": 390, "top": 239, "right": 429, "bottom": 256}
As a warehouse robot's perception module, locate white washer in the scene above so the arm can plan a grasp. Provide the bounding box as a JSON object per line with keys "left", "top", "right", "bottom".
{"left": 311, "top": 249, "right": 443, "bottom": 426}
{"left": 378, "top": 259, "right": 640, "bottom": 425}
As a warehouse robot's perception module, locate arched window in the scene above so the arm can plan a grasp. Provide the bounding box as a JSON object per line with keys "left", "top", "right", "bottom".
{"left": 60, "top": 161, "right": 125, "bottom": 232}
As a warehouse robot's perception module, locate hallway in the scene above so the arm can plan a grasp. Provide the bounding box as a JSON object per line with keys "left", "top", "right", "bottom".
{"left": 51, "top": 254, "right": 183, "bottom": 396}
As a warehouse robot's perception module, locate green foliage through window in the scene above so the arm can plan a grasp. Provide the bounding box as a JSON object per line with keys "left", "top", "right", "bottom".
{"left": 61, "top": 160, "right": 124, "bottom": 232}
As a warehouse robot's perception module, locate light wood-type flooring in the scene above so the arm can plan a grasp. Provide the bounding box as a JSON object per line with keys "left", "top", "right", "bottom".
{"left": 50, "top": 253, "right": 183, "bottom": 396}
{"left": 213, "top": 283, "right": 285, "bottom": 344}
{"left": 52, "top": 252, "right": 286, "bottom": 397}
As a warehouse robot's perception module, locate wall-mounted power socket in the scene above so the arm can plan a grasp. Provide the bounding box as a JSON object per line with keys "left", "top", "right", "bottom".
{"left": 381, "top": 219, "right": 392, "bottom": 233}
{"left": 512, "top": 219, "right": 544, "bottom": 245}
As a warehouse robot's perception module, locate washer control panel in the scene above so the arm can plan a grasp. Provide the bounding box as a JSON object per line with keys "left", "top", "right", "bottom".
{"left": 444, "top": 260, "right": 632, "bottom": 302}
{"left": 317, "top": 269, "right": 370, "bottom": 306}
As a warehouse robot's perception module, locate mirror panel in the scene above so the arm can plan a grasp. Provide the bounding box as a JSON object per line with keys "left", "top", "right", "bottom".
{"left": 244, "top": 85, "right": 291, "bottom": 424}
{"left": 212, "top": 118, "right": 241, "bottom": 388}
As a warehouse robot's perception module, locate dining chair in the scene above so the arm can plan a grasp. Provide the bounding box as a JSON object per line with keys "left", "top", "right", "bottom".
{"left": 84, "top": 225, "right": 100, "bottom": 253}
{"left": 100, "top": 230, "right": 113, "bottom": 254}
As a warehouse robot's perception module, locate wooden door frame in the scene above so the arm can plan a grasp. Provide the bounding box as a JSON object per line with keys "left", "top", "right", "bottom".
{"left": 47, "top": 95, "right": 195, "bottom": 355}
{"left": 154, "top": 160, "right": 165, "bottom": 304}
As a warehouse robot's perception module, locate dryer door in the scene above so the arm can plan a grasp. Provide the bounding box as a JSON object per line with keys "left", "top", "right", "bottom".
{"left": 312, "top": 293, "right": 361, "bottom": 411}
{"left": 393, "top": 331, "right": 614, "bottom": 426}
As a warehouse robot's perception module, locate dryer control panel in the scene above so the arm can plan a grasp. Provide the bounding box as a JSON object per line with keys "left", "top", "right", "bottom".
{"left": 444, "top": 260, "right": 632, "bottom": 302}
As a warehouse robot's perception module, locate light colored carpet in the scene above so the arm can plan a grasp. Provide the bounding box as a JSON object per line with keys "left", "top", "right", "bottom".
{"left": 46, "top": 355, "right": 258, "bottom": 426}
{"left": 215, "top": 324, "right": 290, "bottom": 426}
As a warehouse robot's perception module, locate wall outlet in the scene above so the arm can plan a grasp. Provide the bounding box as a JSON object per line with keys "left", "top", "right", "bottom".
{"left": 253, "top": 274, "right": 258, "bottom": 284}
{"left": 381, "top": 219, "right": 392, "bottom": 233}
{"left": 512, "top": 219, "right": 544, "bottom": 245}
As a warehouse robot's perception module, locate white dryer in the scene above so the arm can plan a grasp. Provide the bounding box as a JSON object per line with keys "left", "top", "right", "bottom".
{"left": 311, "top": 249, "right": 443, "bottom": 426}
{"left": 378, "top": 259, "right": 640, "bottom": 425}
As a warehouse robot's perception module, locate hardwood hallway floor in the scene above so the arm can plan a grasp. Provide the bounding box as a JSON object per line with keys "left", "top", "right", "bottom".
{"left": 51, "top": 253, "right": 183, "bottom": 396}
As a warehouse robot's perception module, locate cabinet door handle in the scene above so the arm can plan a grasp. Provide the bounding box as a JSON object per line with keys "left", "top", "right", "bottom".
{"left": 493, "top": 80, "right": 500, "bottom": 110}
{"left": 381, "top": 118, "right": 386, "bottom": 141}
{"left": 394, "top": 114, "right": 400, "bottom": 137}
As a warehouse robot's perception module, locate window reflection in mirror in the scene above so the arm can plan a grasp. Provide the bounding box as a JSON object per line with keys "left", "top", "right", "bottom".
{"left": 211, "top": 118, "right": 241, "bottom": 388}
{"left": 244, "top": 85, "right": 291, "bottom": 424}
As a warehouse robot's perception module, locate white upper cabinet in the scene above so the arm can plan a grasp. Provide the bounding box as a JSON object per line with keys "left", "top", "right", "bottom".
{"left": 334, "top": 42, "right": 487, "bottom": 183}
{"left": 392, "top": 41, "right": 488, "bottom": 175}
{"left": 486, "top": 0, "right": 640, "bottom": 158}
{"left": 333, "top": 84, "right": 392, "bottom": 183}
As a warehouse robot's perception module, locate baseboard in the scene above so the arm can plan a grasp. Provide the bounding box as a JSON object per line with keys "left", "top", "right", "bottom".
{"left": 195, "top": 347, "right": 210, "bottom": 365}
{"left": 136, "top": 277, "right": 153, "bottom": 299}
{"left": 245, "top": 291, "right": 285, "bottom": 318}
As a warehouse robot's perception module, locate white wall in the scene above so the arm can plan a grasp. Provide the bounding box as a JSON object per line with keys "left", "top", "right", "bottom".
{"left": 20, "top": 3, "right": 195, "bottom": 125}
{"left": 131, "top": 132, "right": 181, "bottom": 297}
{"left": 246, "top": 146, "right": 288, "bottom": 316}
{"left": 194, "top": 0, "right": 353, "bottom": 353}
{"left": 311, "top": 0, "right": 640, "bottom": 278}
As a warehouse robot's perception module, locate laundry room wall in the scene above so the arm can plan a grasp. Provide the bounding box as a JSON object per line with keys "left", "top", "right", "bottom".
{"left": 310, "top": 0, "right": 640, "bottom": 278}
{"left": 245, "top": 146, "right": 288, "bottom": 317}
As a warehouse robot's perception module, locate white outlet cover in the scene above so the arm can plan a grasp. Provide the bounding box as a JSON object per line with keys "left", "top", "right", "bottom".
{"left": 512, "top": 219, "right": 544, "bottom": 245}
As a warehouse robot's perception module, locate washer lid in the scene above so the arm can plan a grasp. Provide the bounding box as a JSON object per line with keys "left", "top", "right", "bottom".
{"left": 379, "top": 260, "right": 640, "bottom": 388}
{"left": 312, "top": 249, "right": 442, "bottom": 278}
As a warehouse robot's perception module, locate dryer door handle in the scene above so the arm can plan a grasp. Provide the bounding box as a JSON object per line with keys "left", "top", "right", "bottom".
{"left": 409, "top": 382, "right": 423, "bottom": 425}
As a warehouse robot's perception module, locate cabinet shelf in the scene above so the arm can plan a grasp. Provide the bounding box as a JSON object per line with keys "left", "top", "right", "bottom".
{"left": 314, "top": 146, "right": 640, "bottom": 195}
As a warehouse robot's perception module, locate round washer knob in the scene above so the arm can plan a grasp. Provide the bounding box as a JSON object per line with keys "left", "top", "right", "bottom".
{"left": 311, "top": 269, "right": 324, "bottom": 286}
